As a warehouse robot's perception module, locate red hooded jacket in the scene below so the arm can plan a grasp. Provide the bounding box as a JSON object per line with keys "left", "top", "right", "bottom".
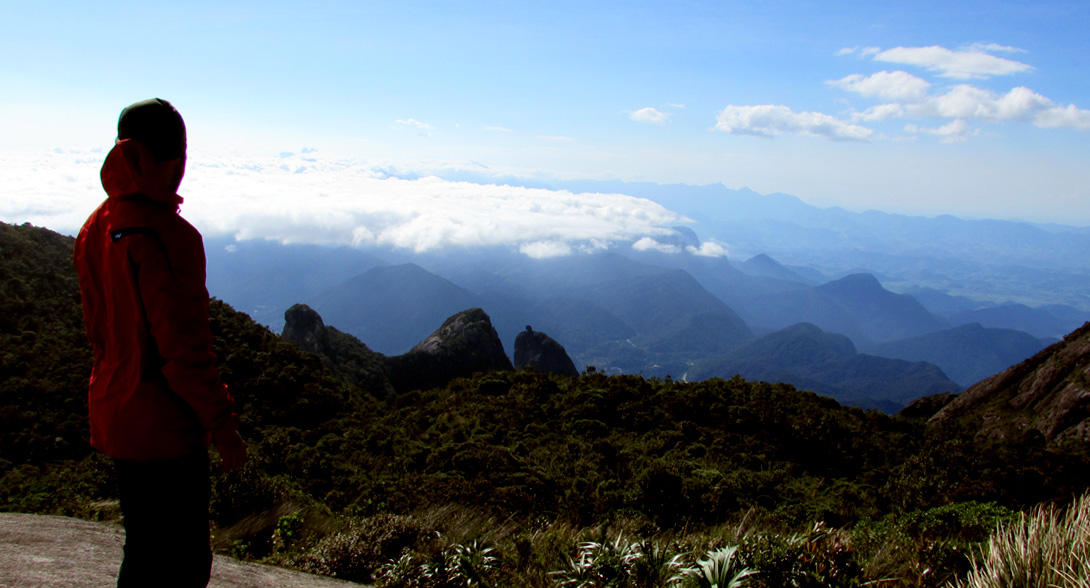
{"left": 74, "top": 139, "right": 238, "bottom": 461}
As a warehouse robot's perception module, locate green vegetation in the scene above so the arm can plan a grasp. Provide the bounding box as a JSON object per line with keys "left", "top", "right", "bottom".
{"left": 3, "top": 220, "right": 1090, "bottom": 587}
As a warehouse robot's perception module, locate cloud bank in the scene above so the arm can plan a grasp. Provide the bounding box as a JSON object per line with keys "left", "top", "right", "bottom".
{"left": 0, "top": 149, "right": 688, "bottom": 258}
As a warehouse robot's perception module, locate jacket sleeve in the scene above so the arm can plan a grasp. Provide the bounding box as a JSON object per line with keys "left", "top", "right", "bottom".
{"left": 130, "top": 221, "right": 239, "bottom": 441}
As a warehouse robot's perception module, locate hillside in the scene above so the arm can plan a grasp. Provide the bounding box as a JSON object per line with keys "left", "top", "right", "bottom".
{"left": 4, "top": 220, "right": 1090, "bottom": 587}
{"left": 929, "top": 321, "right": 1090, "bottom": 444}
{"left": 690, "top": 323, "right": 961, "bottom": 411}
{"left": 863, "top": 323, "right": 1050, "bottom": 387}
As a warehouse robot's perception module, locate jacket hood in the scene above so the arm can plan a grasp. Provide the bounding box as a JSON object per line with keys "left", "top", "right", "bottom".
{"left": 100, "top": 138, "right": 184, "bottom": 210}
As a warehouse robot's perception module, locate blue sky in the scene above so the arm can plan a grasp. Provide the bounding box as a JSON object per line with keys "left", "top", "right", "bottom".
{"left": 2, "top": 0, "right": 1089, "bottom": 242}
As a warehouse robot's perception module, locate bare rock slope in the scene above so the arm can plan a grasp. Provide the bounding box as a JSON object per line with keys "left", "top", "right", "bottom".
{"left": 0, "top": 513, "right": 362, "bottom": 588}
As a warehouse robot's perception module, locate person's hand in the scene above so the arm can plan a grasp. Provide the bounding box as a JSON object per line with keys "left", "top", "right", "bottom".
{"left": 213, "top": 430, "right": 248, "bottom": 472}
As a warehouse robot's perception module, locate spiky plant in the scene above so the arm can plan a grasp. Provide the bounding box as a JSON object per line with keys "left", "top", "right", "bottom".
{"left": 375, "top": 552, "right": 427, "bottom": 588}
{"left": 675, "top": 546, "right": 757, "bottom": 588}
{"left": 448, "top": 540, "right": 501, "bottom": 587}
{"left": 551, "top": 550, "right": 598, "bottom": 588}
{"left": 948, "top": 493, "right": 1090, "bottom": 588}
{"left": 624, "top": 539, "right": 687, "bottom": 588}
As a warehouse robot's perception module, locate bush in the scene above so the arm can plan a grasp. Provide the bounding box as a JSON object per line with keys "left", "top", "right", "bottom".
{"left": 292, "top": 513, "right": 431, "bottom": 583}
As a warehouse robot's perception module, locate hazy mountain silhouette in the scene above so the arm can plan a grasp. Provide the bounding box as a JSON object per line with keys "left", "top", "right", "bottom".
{"left": 205, "top": 236, "right": 386, "bottom": 329}
{"left": 948, "top": 303, "right": 1086, "bottom": 340}
{"left": 863, "top": 323, "right": 1050, "bottom": 387}
{"left": 737, "top": 253, "right": 821, "bottom": 285}
{"left": 426, "top": 175, "right": 1090, "bottom": 313}
{"left": 310, "top": 263, "right": 483, "bottom": 355}
{"left": 690, "top": 323, "right": 960, "bottom": 411}
{"left": 743, "top": 273, "right": 949, "bottom": 346}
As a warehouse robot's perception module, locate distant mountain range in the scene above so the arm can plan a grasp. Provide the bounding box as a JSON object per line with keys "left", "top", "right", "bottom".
{"left": 196, "top": 179, "right": 1090, "bottom": 411}
{"left": 412, "top": 174, "right": 1090, "bottom": 314}
{"left": 203, "top": 232, "right": 1086, "bottom": 411}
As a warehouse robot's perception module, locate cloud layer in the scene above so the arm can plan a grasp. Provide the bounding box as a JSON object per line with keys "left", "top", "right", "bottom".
{"left": 0, "top": 149, "right": 688, "bottom": 259}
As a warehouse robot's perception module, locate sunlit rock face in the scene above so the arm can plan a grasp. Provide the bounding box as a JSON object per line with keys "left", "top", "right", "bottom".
{"left": 929, "top": 321, "right": 1090, "bottom": 443}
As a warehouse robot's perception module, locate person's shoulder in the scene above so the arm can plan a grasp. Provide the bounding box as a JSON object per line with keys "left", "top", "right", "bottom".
{"left": 139, "top": 205, "right": 201, "bottom": 242}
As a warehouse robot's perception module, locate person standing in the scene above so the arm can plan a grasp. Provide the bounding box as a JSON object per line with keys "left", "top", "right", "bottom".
{"left": 73, "top": 98, "right": 247, "bottom": 587}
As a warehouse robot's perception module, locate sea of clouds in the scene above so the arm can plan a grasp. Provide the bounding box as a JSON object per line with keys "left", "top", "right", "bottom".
{"left": 0, "top": 148, "right": 696, "bottom": 259}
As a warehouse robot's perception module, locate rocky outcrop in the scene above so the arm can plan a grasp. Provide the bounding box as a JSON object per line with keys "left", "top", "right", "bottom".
{"left": 282, "top": 304, "right": 335, "bottom": 357}
{"left": 0, "top": 513, "right": 357, "bottom": 588}
{"left": 282, "top": 304, "right": 394, "bottom": 398}
{"left": 514, "top": 326, "right": 579, "bottom": 376}
{"left": 898, "top": 392, "right": 957, "bottom": 420}
{"left": 283, "top": 305, "right": 513, "bottom": 395}
{"left": 386, "top": 308, "right": 513, "bottom": 393}
{"left": 929, "top": 322, "right": 1090, "bottom": 443}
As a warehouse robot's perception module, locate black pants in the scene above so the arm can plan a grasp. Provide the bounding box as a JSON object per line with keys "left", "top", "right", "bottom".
{"left": 114, "top": 452, "right": 212, "bottom": 588}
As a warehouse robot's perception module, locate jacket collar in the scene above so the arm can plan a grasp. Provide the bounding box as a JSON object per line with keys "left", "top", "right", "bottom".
{"left": 100, "top": 138, "right": 184, "bottom": 211}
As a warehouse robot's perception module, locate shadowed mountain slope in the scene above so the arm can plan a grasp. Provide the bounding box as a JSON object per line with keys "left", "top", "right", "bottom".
{"left": 929, "top": 321, "right": 1090, "bottom": 444}
{"left": 691, "top": 323, "right": 960, "bottom": 411}
{"left": 310, "top": 263, "right": 483, "bottom": 355}
{"left": 513, "top": 326, "right": 578, "bottom": 377}
{"left": 863, "top": 323, "right": 1050, "bottom": 387}
{"left": 282, "top": 304, "right": 513, "bottom": 395}
{"left": 743, "top": 273, "right": 949, "bottom": 346}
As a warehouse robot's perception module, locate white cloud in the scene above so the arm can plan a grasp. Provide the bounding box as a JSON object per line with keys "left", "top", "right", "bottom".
{"left": 0, "top": 149, "right": 688, "bottom": 257}
{"left": 1034, "top": 104, "right": 1090, "bottom": 130}
{"left": 904, "top": 119, "right": 977, "bottom": 143}
{"left": 828, "top": 70, "right": 931, "bottom": 102}
{"left": 967, "top": 42, "right": 1026, "bottom": 54}
{"left": 486, "top": 126, "right": 511, "bottom": 132}
{"left": 715, "top": 105, "right": 874, "bottom": 141}
{"left": 873, "top": 45, "right": 1032, "bottom": 79}
{"left": 686, "top": 240, "right": 729, "bottom": 257}
{"left": 520, "top": 240, "right": 572, "bottom": 258}
{"left": 854, "top": 103, "right": 906, "bottom": 122}
{"left": 837, "top": 46, "right": 881, "bottom": 58}
{"left": 897, "top": 85, "right": 1090, "bottom": 130}
{"left": 632, "top": 237, "right": 680, "bottom": 253}
{"left": 827, "top": 43, "right": 1090, "bottom": 137}
{"left": 630, "top": 107, "right": 669, "bottom": 125}
{"left": 395, "top": 118, "right": 435, "bottom": 130}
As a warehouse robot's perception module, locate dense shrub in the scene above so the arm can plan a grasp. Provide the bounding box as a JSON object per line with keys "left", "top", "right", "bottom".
{"left": 292, "top": 513, "right": 431, "bottom": 583}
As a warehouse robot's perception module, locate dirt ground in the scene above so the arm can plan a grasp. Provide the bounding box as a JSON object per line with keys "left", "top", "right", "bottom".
{"left": 0, "top": 513, "right": 365, "bottom": 588}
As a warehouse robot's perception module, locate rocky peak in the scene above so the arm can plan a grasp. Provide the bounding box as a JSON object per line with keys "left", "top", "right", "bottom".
{"left": 929, "top": 321, "right": 1090, "bottom": 443}
{"left": 514, "top": 325, "right": 579, "bottom": 377}
{"left": 387, "top": 308, "right": 513, "bottom": 393}
{"left": 281, "top": 304, "right": 333, "bottom": 357}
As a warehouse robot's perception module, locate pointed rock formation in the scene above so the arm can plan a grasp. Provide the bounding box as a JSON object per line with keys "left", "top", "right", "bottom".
{"left": 514, "top": 326, "right": 579, "bottom": 376}
{"left": 386, "top": 308, "right": 513, "bottom": 393}
{"left": 281, "top": 304, "right": 394, "bottom": 398}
